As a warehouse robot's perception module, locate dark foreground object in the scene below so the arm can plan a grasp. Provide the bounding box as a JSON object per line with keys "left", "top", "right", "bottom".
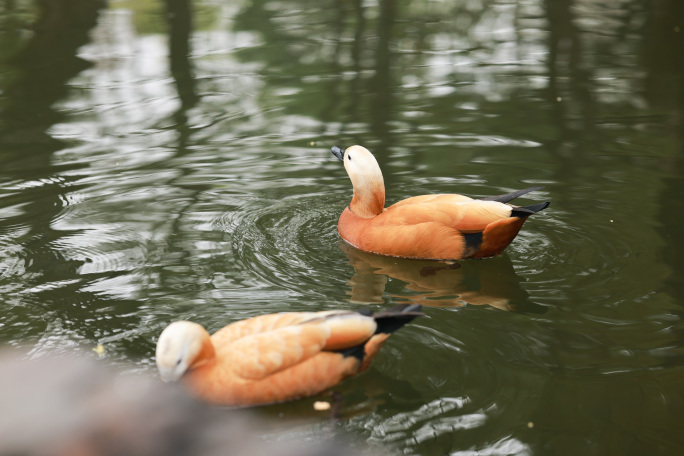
{"left": 0, "top": 351, "right": 383, "bottom": 456}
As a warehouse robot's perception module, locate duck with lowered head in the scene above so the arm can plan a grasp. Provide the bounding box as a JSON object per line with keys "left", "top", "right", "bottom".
{"left": 155, "top": 304, "right": 422, "bottom": 407}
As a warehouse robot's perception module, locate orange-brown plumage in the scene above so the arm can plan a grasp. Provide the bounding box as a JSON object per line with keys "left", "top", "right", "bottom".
{"left": 331, "top": 145, "right": 549, "bottom": 260}
{"left": 155, "top": 305, "right": 422, "bottom": 407}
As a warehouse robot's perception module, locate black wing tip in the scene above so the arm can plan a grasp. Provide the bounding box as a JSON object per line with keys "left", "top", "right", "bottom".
{"left": 351, "top": 304, "right": 423, "bottom": 318}
{"left": 381, "top": 303, "right": 423, "bottom": 313}
{"left": 511, "top": 201, "right": 550, "bottom": 217}
{"left": 337, "top": 305, "right": 423, "bottom": 361}
{"left": 481, "top": 186, "right": 545, "bottom": 203}
{"left": 335, "top": 343, "right": 366, "bottom": 361}
{"left": 372, "top": 304, "right": 424, "bottom": 335}
{"left": 371, "top": 304, "right": 423, "bottom": 318}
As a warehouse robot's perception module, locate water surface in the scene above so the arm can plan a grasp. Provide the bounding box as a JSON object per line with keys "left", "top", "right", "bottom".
{"left": 1, "top": 0, "right": 683, "bottom": 454}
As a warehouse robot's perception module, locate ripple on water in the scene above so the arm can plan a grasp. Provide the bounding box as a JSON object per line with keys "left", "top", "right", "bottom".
{"left": 510, "top": 202, "right": 662, "bottom": 308}
{"left": 394, "top": 132, "right": 543, "bottom": 149}
{"left": 372, "top": 397, "right": 470, "bottom": 437}
{"left": 216, "top": 192, "right": 349, "bottom": 306}
{"left": 0, "top": 238, "right": 27, "bottom": 284}
{"left": 343, "top": 309, "right": 547, "bottom": 455}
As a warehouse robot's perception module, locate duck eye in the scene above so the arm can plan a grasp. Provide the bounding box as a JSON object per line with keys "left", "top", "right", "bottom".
{"left": 176, "top": 358, "right": 182, "bottom": 366}
{"left": 348, "top": 154, "right": 352, "bottom": 161}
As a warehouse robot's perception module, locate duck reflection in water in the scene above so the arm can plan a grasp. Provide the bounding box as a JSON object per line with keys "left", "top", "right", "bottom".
{"left": 340, "top": 240, "right": 540, "bottom": 311}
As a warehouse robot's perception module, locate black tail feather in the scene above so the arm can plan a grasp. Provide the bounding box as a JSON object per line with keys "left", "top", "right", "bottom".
{"left": 371, "top": 304, "right": 423, "bottom": 335}
{"left": 335, "top": 343, "right": 367, "bottom": 361}
{"left": 511, "top": 201, "right": 550, "bottom": 218}
{"left": 335, "top": 305, "right": 423, "bottom": 361}
{"left": 481, "top": 186, "right": 544, "bottom": 203}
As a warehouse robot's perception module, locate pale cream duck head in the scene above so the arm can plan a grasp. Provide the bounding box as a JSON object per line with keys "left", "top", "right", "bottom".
{"left": 331, "top": 145, "right": 385, "bottom": 218}
{"left": 155, "top": 321, "right": 215, "bottom": 382}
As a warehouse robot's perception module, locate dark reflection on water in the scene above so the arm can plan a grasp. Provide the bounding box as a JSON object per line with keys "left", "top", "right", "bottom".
{"left": 339, "top": 240, "right": 542, "bottom": 312}
{"left": 1, "top": 0, "right": 684, "bottom": 454}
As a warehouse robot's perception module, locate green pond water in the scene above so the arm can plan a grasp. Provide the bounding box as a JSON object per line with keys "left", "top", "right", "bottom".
{"left": 1, "top": 0, "right": 683, "bottom": 454}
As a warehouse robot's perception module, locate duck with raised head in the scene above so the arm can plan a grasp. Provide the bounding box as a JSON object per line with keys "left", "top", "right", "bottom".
{"left": 155, "top": 304, "right": 423, "bottom": 407}
{"left": 331, "top": 145, "right": 549, "bottom": 260}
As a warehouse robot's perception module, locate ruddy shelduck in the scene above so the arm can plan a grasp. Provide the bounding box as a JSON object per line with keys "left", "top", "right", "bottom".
{"left": 156, "top": 304, "right": 422, "bottom": 407}
{"left": 331, "top": 145, "right": 549, "bottom": 260}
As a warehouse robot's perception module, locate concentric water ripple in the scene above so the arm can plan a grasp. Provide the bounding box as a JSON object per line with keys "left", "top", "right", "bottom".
{"left": 217, "top": 192, "right": 350, "bottom": 308}
{"left": 1, "top": 2, "right": 682, "bottom": 455}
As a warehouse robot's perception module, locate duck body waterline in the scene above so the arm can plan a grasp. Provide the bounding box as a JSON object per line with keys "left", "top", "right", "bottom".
{"left": 155, "top": 305, "right": 422, "bottom": 407}
{"left": 332, "top": 145, "right": 549, "bottom": 260}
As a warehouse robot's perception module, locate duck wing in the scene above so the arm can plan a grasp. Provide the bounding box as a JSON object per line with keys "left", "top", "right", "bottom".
{"left": 223, "top": 311, "right": 380, "bottom": 381}
{"left": 510, "top": 201, "right": 550, "bottom": 217}
{"left": 383, "top": 199, "right": 513, "bottom": 232}
{"left": 389, "top": 193, "right": 473, "bottom": 209}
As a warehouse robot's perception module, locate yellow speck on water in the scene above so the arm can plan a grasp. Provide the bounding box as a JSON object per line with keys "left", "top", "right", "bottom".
{"left": 309, "top": 141, "right": 316, "bottom": 146}
{"left": 610, "top": 219, "right": 614, "bottom": 223}
{"left": 313, "top": 401, "right": 331, "bottom": 411}
{"left": 527, "top": 421, "right": 534, "bottom": 428}
{"left": 556, "top": 97, "right": 562, "bottom": 102}
{"left": 93, "top": 344, "right": 106, "bottom": 358}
